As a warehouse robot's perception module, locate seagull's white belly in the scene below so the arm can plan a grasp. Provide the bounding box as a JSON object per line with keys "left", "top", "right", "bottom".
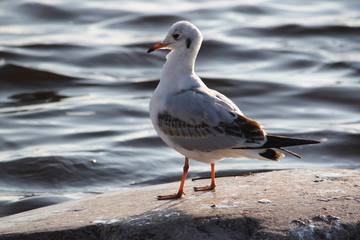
{"left": 156, "top": 130, "right": 224, "bottom": 163}
{"left": 152, "top": 123, "right": 252, "bottom": 163}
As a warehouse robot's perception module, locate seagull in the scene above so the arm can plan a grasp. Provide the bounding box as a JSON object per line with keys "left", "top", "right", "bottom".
{"left": 147, "top": 21, "right": 320, "bottom": 200}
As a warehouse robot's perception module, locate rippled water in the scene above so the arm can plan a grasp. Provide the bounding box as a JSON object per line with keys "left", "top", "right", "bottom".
{"left": 0, "top": 0, "right": 359, "bottom": 217}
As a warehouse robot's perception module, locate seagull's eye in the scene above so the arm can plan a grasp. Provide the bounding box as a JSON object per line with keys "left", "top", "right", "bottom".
{"left": 173, "top": 34, "right": 180, "bottom": 40}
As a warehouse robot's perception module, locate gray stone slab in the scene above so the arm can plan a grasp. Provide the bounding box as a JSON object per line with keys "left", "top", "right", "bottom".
{"left": 0, "top": 169, "right": 359, "bottom": 239}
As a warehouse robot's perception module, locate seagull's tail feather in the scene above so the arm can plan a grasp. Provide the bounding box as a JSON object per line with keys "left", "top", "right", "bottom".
{"left": 260, "top": 135, "right": 320, "bottom": 160}
{"left": 262, "top": 135, "right": 321, "bottom": 148}
{"left": 229, "top": 148, "right": 285, "bottom": 161}
{"left": 232, "top": 135, "right": 320, "bottom": 161}
{"left": 258, "top": 149, "right": 285, "bottom": 161}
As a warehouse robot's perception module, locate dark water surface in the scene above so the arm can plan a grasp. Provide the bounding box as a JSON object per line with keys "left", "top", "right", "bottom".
{"left": 0, "top": 0, "right": 359, "bottom": 217}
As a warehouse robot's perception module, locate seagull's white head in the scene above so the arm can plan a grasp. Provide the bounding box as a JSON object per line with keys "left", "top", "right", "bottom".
{"left": 147, "top": 21, "right": 203, "bottom": 54}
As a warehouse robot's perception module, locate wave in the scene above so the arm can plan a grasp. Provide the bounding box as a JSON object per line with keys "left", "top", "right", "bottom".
{"left": 228, "top": 24, "right": 360, "bottom": 40}
{"left": 0, "top": 63, "right": 78, "bottom": 84}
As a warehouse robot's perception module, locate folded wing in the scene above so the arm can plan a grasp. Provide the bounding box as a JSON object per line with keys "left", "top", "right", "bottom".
{"left": 157, "top": 87, "right": 267, "bottom": 151}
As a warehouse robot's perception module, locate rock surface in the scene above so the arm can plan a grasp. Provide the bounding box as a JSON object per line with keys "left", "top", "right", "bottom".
{"left": 0, "top": 169, "right": 359, "bottom": 240}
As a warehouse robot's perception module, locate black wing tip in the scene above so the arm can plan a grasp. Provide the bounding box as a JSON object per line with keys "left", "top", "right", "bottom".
{"left": 264, "top": 135, "right": 322, "bottom": 148}
{"left": 278, "top": 147, "right": 302, "bottom": 159}
{"left": 298, "top": 139, "right": 322, "bottom": 145}
{"left": 299, "top": 138, "right": 322, "bottom": 144}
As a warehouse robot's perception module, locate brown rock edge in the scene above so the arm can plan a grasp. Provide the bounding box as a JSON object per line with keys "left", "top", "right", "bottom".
{"left": 0, "top": 169, "right": 359, "bottom": 240}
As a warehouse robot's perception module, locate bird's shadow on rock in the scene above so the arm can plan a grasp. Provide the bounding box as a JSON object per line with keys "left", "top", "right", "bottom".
{"left": 1, "top": 209, "right": 359, "bottom": 240}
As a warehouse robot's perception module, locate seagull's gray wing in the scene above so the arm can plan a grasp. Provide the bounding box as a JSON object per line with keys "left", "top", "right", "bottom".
{"left": 157, "top": 87, "right": 266, "bottom": 151}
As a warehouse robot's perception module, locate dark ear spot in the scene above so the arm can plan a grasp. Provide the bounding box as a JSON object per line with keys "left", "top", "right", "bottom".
{"left": 186, "top": 38, "right": 192, "bottom": 49}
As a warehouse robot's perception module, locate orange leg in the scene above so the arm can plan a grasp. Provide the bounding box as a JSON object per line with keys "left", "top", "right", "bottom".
{"left": 157, "top": 157, "right": 189, "bottom": 200}
{"left": 194, "top": 163, "right": 216, "bottom": 191}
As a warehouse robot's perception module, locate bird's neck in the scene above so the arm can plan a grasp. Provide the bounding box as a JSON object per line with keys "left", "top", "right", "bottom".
{"left": 162, "top": 48, "right": 198, "bottom": 79}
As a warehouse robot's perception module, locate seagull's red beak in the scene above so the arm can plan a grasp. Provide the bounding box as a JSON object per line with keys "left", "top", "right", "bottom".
{"left": 147, "top": 42, "right": 169, "bottom": 53}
